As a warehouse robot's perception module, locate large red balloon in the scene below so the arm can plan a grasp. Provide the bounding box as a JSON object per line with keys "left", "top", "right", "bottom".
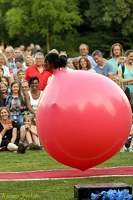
{"left": 36, "top": 70, "right": 132, "bottom": 171}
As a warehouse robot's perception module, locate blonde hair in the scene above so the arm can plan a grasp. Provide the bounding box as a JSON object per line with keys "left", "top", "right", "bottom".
{"left": 24, "top": 115, "right": 35, "bottom": 125}
{"left": 112, "top": 75, "right": 124, "bottom": 90}
{"left": 117, "top": 57, "right": 126, "bottom": 67}
{"left": 0, "top": 52, "right": 8, "bottom": 66}
{"left": 0, "top": 107, "right": 10, "bottom": 118}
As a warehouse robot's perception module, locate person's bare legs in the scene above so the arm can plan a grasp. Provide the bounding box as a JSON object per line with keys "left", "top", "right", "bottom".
{"left": 7, "top": 143, "right": 18, "bottom": 152}
{"left": 0, "top": 134, "right": 2, "bottom": 146}
{"left": 32, "top": 134, "right": 39, "bottom": 145}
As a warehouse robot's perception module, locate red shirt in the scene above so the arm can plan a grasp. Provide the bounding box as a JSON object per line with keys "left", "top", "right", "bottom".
{"left": 25, "top": 65, "right": 52, "bottom": 90}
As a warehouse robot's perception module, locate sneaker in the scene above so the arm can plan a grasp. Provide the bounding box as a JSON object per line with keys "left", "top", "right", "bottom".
{"left": 0, "top": 146, "right": 6, "bottom": 152}
{"left": 120, "top": 146, "right": 127, "bottom": 152}
{"left": 29, "top": 142, "right": 35, "bottom": 150}
{"left": 34, "top": 144, "right": 41, "bottom": 150}
{"left": 17, "top": 143, "right": 26, "bottom": 154}
{"left": 128, "top": 147, "right": 133, "bottom": 152}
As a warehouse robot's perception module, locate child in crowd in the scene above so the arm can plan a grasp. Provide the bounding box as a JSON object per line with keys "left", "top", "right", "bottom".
{"left": 6, "top": 81, "right": 25, "bottom": 128}
{"left": 20, "top": 115, "right": 41, "bottom": 150}
{"left": 117, "top": 57, "right": 126, "bottom": 67}
{"left": 0, "top": 82, "right": 9, "bottom": 106}
{"left": 112, "top": 75, "right": 130, "bottom": 101}
{"left": 17, "top": 68, "right": 26, "bottom": 83}
{"left": 0, "top": 76, "right": 11, "bottom": 95}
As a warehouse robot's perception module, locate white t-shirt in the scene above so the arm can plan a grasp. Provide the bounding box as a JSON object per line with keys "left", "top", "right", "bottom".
{"left": 2, "top": 65, "right": 10, "bottom": 77}
{"left": 28, "top": 91, "right": 43, "bottom": 110}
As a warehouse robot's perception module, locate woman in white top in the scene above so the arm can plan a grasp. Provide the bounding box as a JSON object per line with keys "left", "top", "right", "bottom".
{"left": 0, "top": 52, "right": 14, "bottom": 83}
{"left": 25, "top": 76, "right": 43, "bottom": 119}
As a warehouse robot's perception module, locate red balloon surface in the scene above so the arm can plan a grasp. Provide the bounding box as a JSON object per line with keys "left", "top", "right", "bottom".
{"left": 36, "top": 70, "right": 132, "bottom": 170}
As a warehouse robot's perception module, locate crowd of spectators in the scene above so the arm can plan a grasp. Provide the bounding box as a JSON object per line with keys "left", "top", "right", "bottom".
{"left": 0, "top": 42, "right": 133, "bottom": 153}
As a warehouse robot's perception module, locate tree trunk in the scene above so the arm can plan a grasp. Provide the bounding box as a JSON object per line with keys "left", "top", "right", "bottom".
{"left": 46, "top": 21, "right": 50, "bottom": 53}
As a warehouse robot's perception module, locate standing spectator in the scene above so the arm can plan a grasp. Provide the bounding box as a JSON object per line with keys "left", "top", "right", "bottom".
{"left": 13, "top": 47, "right": 22, "bottom": 58}
{"left": 19, "top": 45, "right": 25, "bottom": 56}
{"left": 78, "top": 43, "right": 97, "bottom": 69}
{"left": 25, "top": 55, "right": 34, "bottom": 67}
{"left": 30, "top": 43, "right": 37, "bottom": 57}
{"left": 92, "top": 50, "right": 114, "bottom": 79}
{"left": 108, "top": 43, "right": 124, "bottom": 73}
{"left": 79, "top": 57, "right": 92, "bottom": 71}
{"left": 13, "top": 55, "right": 26, "bottom": 81}
{"left": 73, "top": 58, "right": 79, "bottom": 70}
{"left": 4, "top": 46, "right": 17, "bottom": 73}
{"left": 118, "top": 49, "right": 133, "bottom": 111}
{"left": 25, "top": 52, "right": 52, "bottom": 90}
{"left": 35, "top": 44, "right": 43, "bottom": 53}
{"left": 24, "top": 46, "right": 32, "bottom": 58}
{"left": 67, "top": 58, "right": 75, "bottom": 70}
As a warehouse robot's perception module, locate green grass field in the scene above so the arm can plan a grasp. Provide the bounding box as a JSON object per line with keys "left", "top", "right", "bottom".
{"left": 0, "top": 150, "right": 133, "bottom": 200}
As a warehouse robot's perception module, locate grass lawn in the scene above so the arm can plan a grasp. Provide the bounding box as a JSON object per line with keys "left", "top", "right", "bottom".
{"left": 0, "top": 150, "right": 133, "bottom": 200}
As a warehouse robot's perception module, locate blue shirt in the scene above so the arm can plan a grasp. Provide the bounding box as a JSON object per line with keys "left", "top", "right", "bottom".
{"left": 118, "top": 64, "right": 133, "bottom": 93}
{"left": 94, "top": 62, "right": 114, "bottom": 77}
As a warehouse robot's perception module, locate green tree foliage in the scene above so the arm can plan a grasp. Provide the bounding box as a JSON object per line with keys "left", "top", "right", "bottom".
{"left": 85, "top": 0, "right": 133, "bottom": 36}
{"left": 1, "top": 0, "right": 133, "bottom": 56}
{"left": 4, "top": 0, "right": 82, "bottom": 52}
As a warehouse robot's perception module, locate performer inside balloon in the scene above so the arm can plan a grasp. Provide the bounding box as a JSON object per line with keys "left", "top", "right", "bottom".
{"left": 44, "top": 53, "right": 67, "bottom": 73}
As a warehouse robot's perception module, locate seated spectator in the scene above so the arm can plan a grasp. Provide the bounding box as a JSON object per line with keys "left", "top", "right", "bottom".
{"left": 21, "top": 80, "right": 29, "bottom": 95}
{"left": 21, "top": 81, "right": 30, "bottom": 116}
{"left": 0, "top": 76, "right": 11, "bottom": 95}
{"left": 20, "top": 115, "right": 41, "bottom": 150}
{"left": 0, "top": 107, "right": 26, "bottom": 153}
{"left": 6, "top": 81, "right": 25, "bottom": 129}
{"left": 92, "top": 50, "right": 114, "bottom": 79}
{"left": 0, "top": 90, "right": 3, "bottom": 107}
{"left": 0, "top": 52, "right": 13, "bottom": 84}
{"left": 25, "top": 76, "right": 43, "bottom": 119}
{"left": 0, "top": 82, "right": 9, "bottom": 106}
